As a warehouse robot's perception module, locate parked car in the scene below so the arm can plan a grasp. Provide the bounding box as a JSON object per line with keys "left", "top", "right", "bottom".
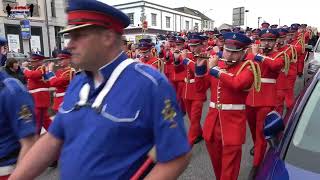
{"left": 256, "top": 69, "right": 320, "bottom": 180}
{"left": 304, "top": 38, "right": 320, "bottom": 84}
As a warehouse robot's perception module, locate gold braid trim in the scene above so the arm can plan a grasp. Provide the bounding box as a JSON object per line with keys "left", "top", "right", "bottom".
{"left": 298, "top": 35, "right": 305, "bottom": 54}
{"left": 272, "top": 51, "right": 290, "bottom": 75}
{"left": 151, "top": 48, "right": 157, "bottom": 58}
{"left": 236, "top": 60, "right": 261, "bottom": 92}
{"left": 290, "top": 45, "right": 298, "bottom": 63}
{"left": 151, "top": 59, "right": 164, "bottom": 72}
{"left": 36, "top": 66, "right": 46, "bottom": 81}
{"left": 61, "top": 68, "right": 76, "bottom": 81}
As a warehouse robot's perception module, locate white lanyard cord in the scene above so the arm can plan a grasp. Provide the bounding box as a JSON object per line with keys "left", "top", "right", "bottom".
{"left": 76, "top": 59, "right": 136, "bottom": 112}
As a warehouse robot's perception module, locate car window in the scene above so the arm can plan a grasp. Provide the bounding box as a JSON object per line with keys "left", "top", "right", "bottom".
{"left": 285, "top": 81, "right": 320, "bottom": 173}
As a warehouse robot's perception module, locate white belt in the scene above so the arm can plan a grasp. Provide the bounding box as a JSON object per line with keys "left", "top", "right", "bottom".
{"left": 49, "top": 87, "right": 56, "bottom": 91}
{"left": 209, "top": 102, "right": 246, "bottom": 110}
{"left": 29, "top": 88, "right": 50, "bottom": 94}
{"left": 184, "top": 78, "right": 195, "bottom": 83}
{"left": 0, "top": 165, "right": 15, "bottom": 176}
{"left": 55, "top": 92, "right": 65, "bottom": 97}
{"left": 261, "top": 78, "right": 276, "bottom": 84}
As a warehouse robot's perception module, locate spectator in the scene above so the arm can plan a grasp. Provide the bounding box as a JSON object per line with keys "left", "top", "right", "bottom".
{"left": 0, "top": 37, "right": 8, "bottom": 66}
{"left": 52, "top": 46, "right": 59, "bottom": 58}
{"left": 4, "top": 58, "right": 26, "bottom": 84}
{"left": 6, "top": 4, "right": 11, "bottom": 17}
{"left": 29, "top": 4, "right": 34, "bottom": 17}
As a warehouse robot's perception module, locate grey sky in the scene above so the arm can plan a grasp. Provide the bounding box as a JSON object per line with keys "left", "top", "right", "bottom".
{"left": 101, "top": 0, "right": 319, "bottom": 29}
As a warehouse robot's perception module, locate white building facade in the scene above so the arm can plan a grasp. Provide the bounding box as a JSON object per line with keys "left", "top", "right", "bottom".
{"left": 114, "top": 1, "right": 204, "bottom": 43}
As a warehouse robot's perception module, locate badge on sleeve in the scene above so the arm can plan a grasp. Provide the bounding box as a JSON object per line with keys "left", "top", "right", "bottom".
{"left": 19, "top": 105, "right": 32, "bottom": 122}
{"left": 161, "top": 99, "right": 177, "bottom": 128}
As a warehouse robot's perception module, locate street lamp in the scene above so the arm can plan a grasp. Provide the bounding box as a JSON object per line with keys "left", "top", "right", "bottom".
{"left": 44, "top": 0, "right": 52, "bottom": 57}
{"left": 258, "top": 17, "right": 262, "bottom": 28}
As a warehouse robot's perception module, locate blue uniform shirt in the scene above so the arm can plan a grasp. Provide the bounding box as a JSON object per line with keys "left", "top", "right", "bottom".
{"left": 49, "top": 52, "right": 190, "bottom": 180}
{"left": 0, "top": 72, "right": 36, "bottom": 166}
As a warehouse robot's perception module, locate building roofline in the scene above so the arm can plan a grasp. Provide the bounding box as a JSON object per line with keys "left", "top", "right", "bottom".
{"left": 114, "top": 0, "right": 202, "bottom": 20}
{"left": 174, "top": 7, "right": 213, "bottom": 21}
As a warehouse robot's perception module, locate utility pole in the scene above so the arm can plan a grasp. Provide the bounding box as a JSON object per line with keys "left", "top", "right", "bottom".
{"left": 44, "top": 0, "right": 52, "bottom": 57}
{"left": 245, "top": 10, "right": 249, "bottom": 28}
{"left": 258, "top": 17, "right": 262, "bottom": 28}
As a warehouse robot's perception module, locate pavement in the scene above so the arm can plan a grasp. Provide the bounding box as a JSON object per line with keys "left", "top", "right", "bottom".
{"left": 36, "top": 77, "right": 305, "bottom": 180}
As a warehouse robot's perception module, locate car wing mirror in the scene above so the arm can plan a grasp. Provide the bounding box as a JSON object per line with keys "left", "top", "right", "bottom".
{"left": 264, "top": 111, "right": 285, "bottom": 148}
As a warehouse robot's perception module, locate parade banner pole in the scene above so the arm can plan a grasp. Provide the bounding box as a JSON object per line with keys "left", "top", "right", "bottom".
{"left": 130, "top": 147, "right": 156, "bottom": 180}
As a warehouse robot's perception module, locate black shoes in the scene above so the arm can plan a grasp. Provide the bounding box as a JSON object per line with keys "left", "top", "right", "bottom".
{"left": 250, "top": 146, "right": 254, "bottom": 156}
{"left": 193, "top": 136, "right": 203, "bottom": 144}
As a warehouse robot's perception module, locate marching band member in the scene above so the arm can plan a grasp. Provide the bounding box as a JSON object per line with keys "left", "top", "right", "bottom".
{"left": 138, "top": 37, "right": 162, "bottom": 70}
{"left": 45, "top": 49, "right": 75, "bottom": 113}
{"left": 10, "top": 1, "right": 190, "bottom": 179}
{"left": 195, "top": 32, "right": 259, "bottom": 180}
{"left": 22, "top": 53, "right": 52, "bottom": 134}
{"left": 175, "top": 34, "right": 207, "bottom": 145}
{"left": 246, "top": 29, "right": 286, "bottom": 178}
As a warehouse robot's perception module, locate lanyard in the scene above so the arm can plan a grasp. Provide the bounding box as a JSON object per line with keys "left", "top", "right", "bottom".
{"left": 76, "top": 59, "right": 136, "bottom": 112}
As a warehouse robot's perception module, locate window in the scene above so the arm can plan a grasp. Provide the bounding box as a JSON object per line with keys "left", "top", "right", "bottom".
{"left": 166, "top": 16, "right": 170, "bottom": 28}
{"left": 151, "top": 13, "right": 157, "bottom": 26}
{"left": 195, "top": 23, "right": 199, "bottom": 28}
{"left": 26, "top": 0, "right": 40, "bottom": 17}
{"left": 185, "top": 21, "right": 189, "bottom": 30}
{"left": 127, "top": 13, "right": 134, "bottom": 25}
{"left": 51, "top": 0, "right": 56, "bottom": 17}
{"left": 285, "top": 82, "right": 320, "bottom": 173}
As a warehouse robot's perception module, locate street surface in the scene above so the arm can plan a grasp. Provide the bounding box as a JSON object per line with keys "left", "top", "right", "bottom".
{"left": 36, "top": 77, "right": 304, "bottom": 180}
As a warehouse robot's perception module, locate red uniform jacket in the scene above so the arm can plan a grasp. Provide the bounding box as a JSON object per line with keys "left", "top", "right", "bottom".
{"left": 254, "top": 39, "right": 261, "bottom": 45}
{"left": 175, "top": 53, "right": 206, "bottom": 101}
{"left": 276, "top": 45, "right": 293, "bottom": 90}
{"left": 246, "top": 51, "right": 285, "bottom": 107}
{"left": 24, "top": 67, "right": 50, "bottom": 108}
{"left": 208, "top": 38, "right": 215, "bottom": 47}
{"left": 195, "top": 60, "right": 254, "bottom": 145}
{"left": 141, "top": 57, "right": 160, "bottom": 70}
{"left": 161, "top": 49, "right": 175, "bottom": 80}
{"left": 49, "top": 67, "right": 75, "bottom": 111}
{"left": 288, "top": 39, "right": 303, "bottom": 77}
{"left": 172, "top": 54, "right": 186, "bottom": 82}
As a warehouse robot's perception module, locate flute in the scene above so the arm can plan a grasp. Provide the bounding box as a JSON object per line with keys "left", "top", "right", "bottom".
{"left": 43, "top": 58, "right": 61, "bottom": 63}
{"left": 220, "top": 58, "right": 237, "bottom": 63}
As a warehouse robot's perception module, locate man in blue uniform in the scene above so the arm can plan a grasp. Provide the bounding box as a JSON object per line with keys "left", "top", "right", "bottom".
{"left": 9, "top": 1, "right": 191, "bottom": 180}
{"left": 0, "top": 71, "right": 36, "bottom": 180}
